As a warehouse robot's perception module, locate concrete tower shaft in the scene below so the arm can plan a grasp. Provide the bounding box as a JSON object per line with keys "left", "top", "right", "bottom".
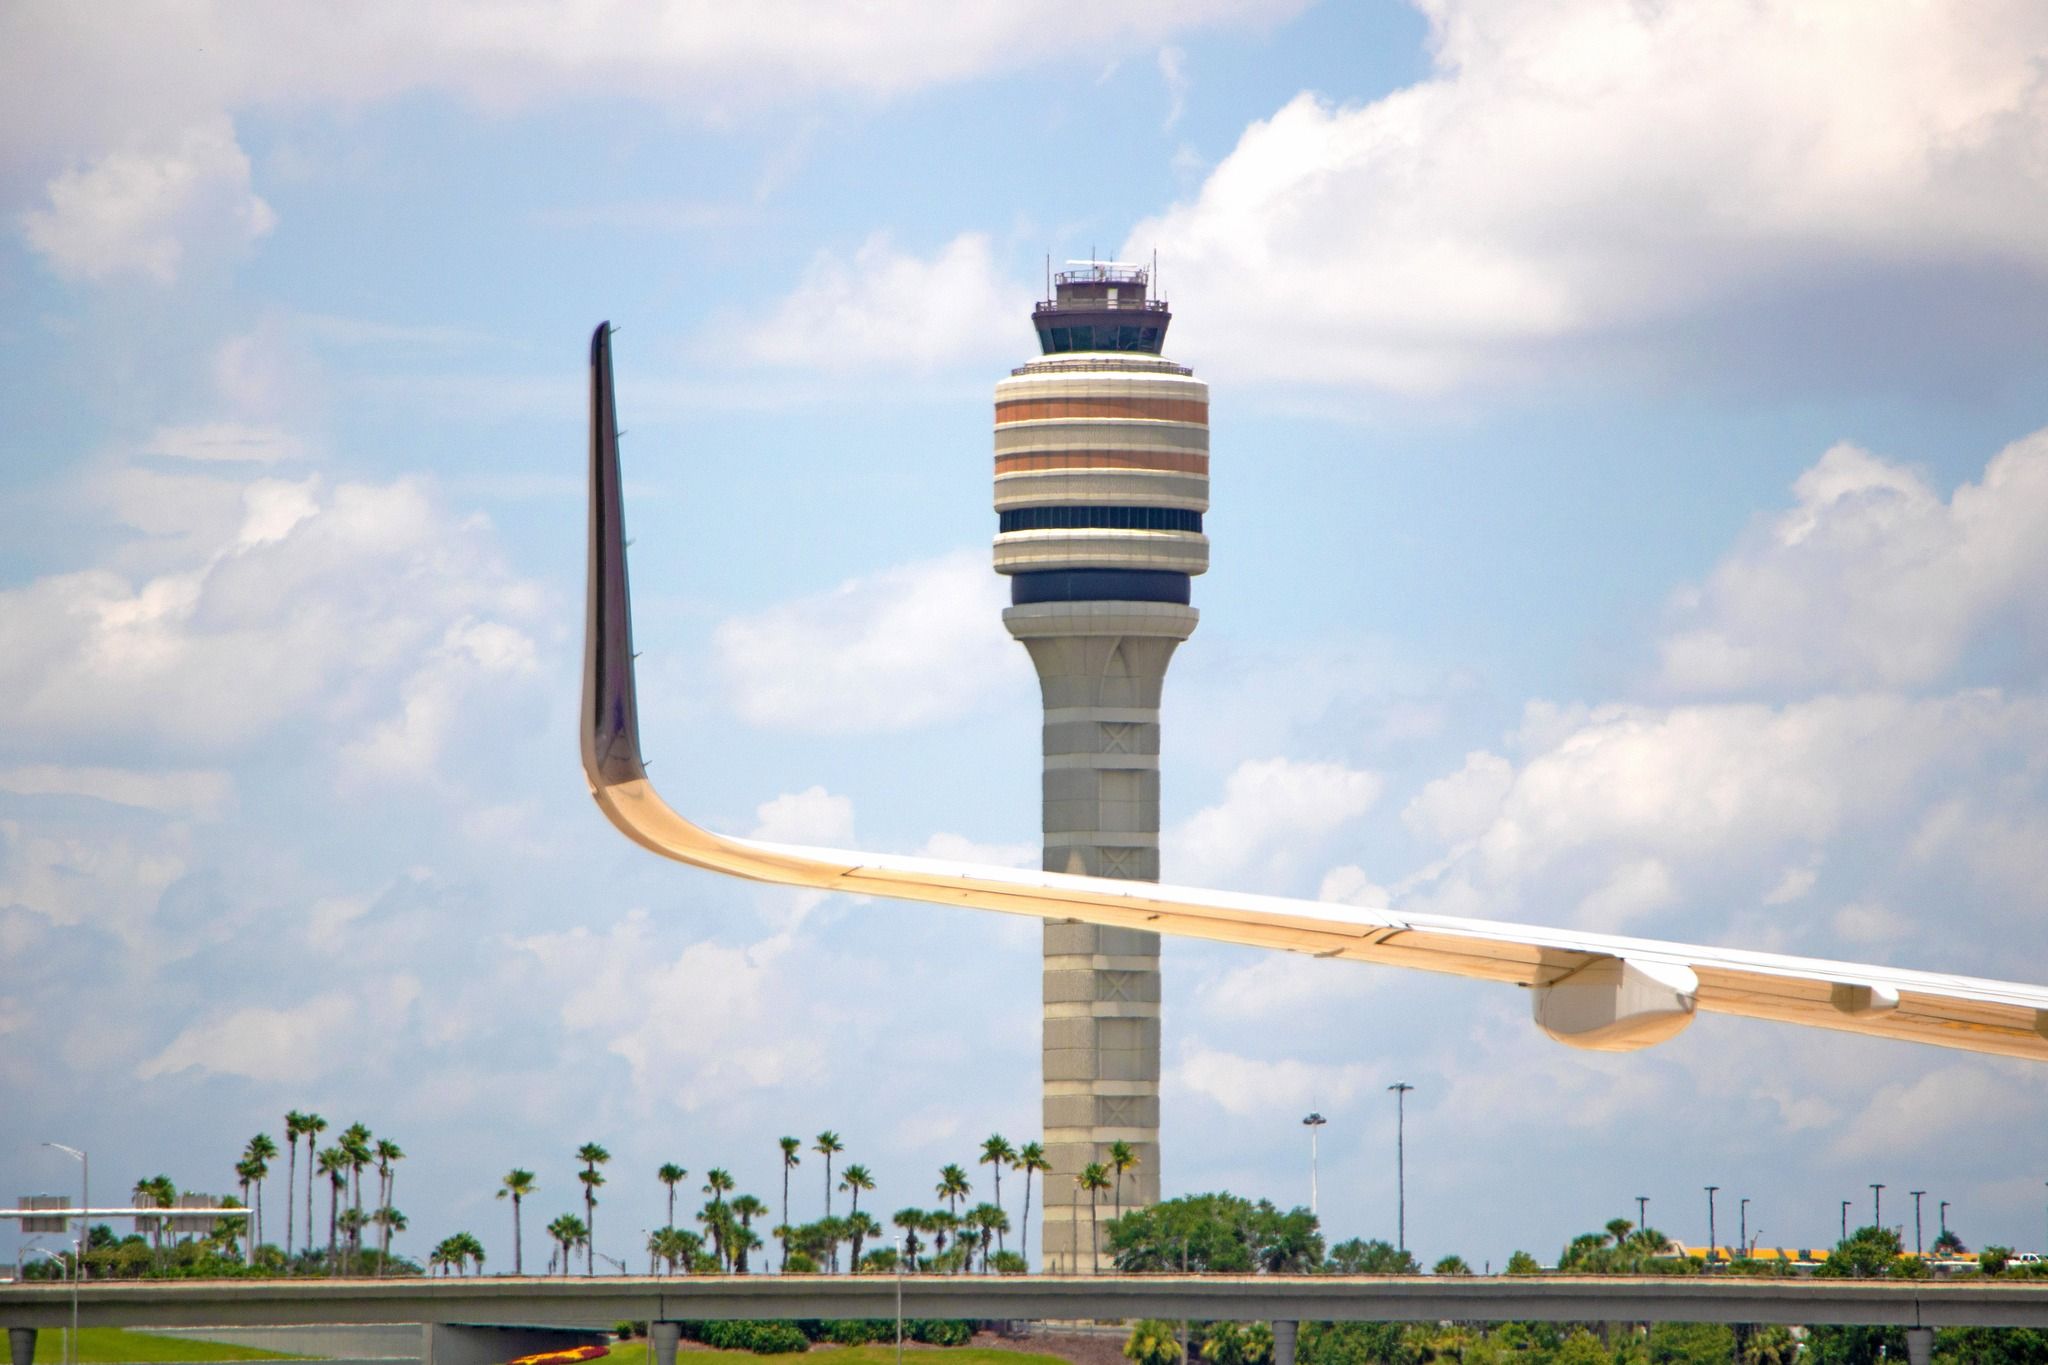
{"left": 994, "top": 263, "right": 1207, "bottom": 1272}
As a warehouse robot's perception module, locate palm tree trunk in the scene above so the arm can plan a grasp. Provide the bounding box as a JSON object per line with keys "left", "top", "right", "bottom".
{"left": 585, "top": 1191, "right": 595, "bottom": 1275}
{"left": 327, "top": 1186, "right": 337, "bottom": 1274}
{"left": 1089, "top": 1192, "right": 1099, "bottom": 1275}
{"left": 780, "top": 1169, "right": 789, "bottom": 1272}
{"left": 284, "top": 1142, "right": 297, "bottom": 1263}
{"left": 512, "top": 1197, "right": 523, "bottom": 1276}
{"left": 1022, "top": 1172, "right": 1033, "bottom": 1268}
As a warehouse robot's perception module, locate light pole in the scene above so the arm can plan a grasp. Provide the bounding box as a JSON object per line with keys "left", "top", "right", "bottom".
{"left": 1388, "top": 1083, "right": 1414, "bottom": 1255}
{"left": 1871, "top": 1184, "right": 1885, "bottom": 1232}
{"left": 895, "top": 1233, "right": 907, "bottom": 1365}
{"left": 1302, "top": 1113, "right": 1327, "bottom": 1219}
{"left": 1909, "top": 1191, "right": 1926, "bottom": 1257}
{"left": 1636, "top": 1196, "right": 1649, "bottom": 1234}
{"left": 41, "top": 1143, "right": 87, "bottom": 1264}
{"left": 1841, "top": 1200, "right": 1851, "bottom": 1244}
{"left": 1940, "top": 1200, "right": 1950, "bottom": 1241}
{"left": 1739, "top": 1199, "right": 1749, "bottom": 1258}
{"left": 1704, "top": 1187, "right": 1719, "bottom": 1263}
{"left": 41, "top": 1144, "right": 85, "bottom": 1365}
{"left": 23, "top": 1242, "right": 77, "bottom": 1365}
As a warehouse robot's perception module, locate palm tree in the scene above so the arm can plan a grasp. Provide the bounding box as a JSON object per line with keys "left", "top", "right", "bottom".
{"left": 967, "top": 1204, "right": 1008, "bottom": 1273}
{"left": 1076, "top": 1163, "right": 1111, "bottom": 1273}
{"left": 1107, "top": 1140, "right": 1139, "bottom": 1222}
{"left": 658, "top": 1163, "right": 688, "bottom": 1235}
{"left": 129, "top": 1177, "right": 168, "bottom": 1266}
{"left": 497, "top": 1169, "right": 535, "bottom": 1275}
{"left": 846, "top": 1211, "right": 881, "bottom": 1268}
{"left": 814, "top": 1132, "right": 844, "bottom": 1218}
{"left": 234, "top": 1159, "right": 258, "bottom": 1261}
{"left": 317, "top": 1147, "right": 347, "bottom": 1272}
{"left": 1014, "top": 1143, "right": 1048, "bottom": 1268}
{"left": 374, "top": 1140, "right": 405, "bottom": 1220}
{"left": 839, "top": 1164, "right": 875, "bottom": 1223}
{"left": 282, "top": 1111, "right": 308, "bottom": 1261}
{"left": 777, "top": 1138, "right": 801, "bottom": 1269}
{"left": 649, "top": 1226, "right": 699, "bottom": 1276}
{"left": 893, "top": 1209, "right": 925, "bottom": 1271}
{"left": 731, "top": 1195, "right": 767, "bottom": 1272}
{"left": 244, "top": 1134, "right": 277, "bottom": 1249}
{"left": 546, "top": 1214, "right": 587, "bottom": 1277}
{"left": 927, "top": 1209, "right": 959, "bottom": 1271}
{"left": 372, "top": 1207, "right": 406, "bottom": 1274}
{"left": 936, "top": 1163, "right": 971, "bottom": 1215}
{"left": 979, "top": 1135, "right": 1015, "bottom": 1252}
{"left": 300, "top": 1114, "right": 327, "bottom": 1267}
{"left": 338, "top": 1206, "right": 368, "bottom": 1267}
{"left": 339, "top": 1124, "right": 373, "bottom": 1239}
{"left": 575, "top": 1142, "right": 610, "bottom": 1275}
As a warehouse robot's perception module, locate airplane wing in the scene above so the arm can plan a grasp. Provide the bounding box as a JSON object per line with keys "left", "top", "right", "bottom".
{"left": 580, "top": 321, "right": 2048, "bottom": 1062}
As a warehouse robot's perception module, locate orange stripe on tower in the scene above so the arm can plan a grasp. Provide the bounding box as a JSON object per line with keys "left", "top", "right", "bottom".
{"left": 996, "top": 396, "right": 1209, "bottom": 424}
{"left": 994, "top": 450, "right": 1209, "bottom": 475}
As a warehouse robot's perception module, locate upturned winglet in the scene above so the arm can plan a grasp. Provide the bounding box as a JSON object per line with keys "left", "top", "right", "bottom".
{"left": 580, "top": 323, "right": 2048, "bottom": 1063}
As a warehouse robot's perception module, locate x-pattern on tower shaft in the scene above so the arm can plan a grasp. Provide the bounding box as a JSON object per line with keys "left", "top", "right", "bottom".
{"left": 992, "top": 261, "right": 1208, "bottom": 1271}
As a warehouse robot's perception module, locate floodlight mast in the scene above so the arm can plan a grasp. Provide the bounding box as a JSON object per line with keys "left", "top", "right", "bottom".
{"left": 581, "top": 321, "right": 2048, "bottom": 1068}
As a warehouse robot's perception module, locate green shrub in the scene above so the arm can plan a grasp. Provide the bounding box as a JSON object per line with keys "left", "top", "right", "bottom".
{"left": 827, "top": 1321, "right": 894, "bottom": 1346}
{"left": 698, "top": 1321, "right": 811, "bottom": 1354}
{"left": 908, "top": 1319, "right": 974, "bottom": 1347}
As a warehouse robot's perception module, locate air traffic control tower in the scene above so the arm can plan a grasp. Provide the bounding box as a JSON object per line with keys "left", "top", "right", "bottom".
{"left": 993, "top": 261, "right": 1208, "bottom": 1271}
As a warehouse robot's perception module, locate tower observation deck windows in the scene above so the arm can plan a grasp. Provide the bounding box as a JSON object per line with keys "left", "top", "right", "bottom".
{"left": 999, "top": 505, "right": 1204, "bottom": 534}
{"left": 1037, "top": 323, "right": 1165, "bottom": 354}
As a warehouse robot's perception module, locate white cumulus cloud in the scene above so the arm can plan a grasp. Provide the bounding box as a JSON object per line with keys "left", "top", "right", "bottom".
{"left": 1126, "top": 0, "right": 2048, "bottom": 393}
{"left": 713, "top": 550, "right": 1026, "bottom": 733}
{"left": 20, "top": 117, "right": 274, "bottom": 284}
{"left": 1168, "top": 756, "right": 1382, "bottom": 888}
{"left": 1660, "top": 433, "right": 2048, "bottom": 695}
{"left": 731, "top": 232, "right": 1033, "bottom": 374}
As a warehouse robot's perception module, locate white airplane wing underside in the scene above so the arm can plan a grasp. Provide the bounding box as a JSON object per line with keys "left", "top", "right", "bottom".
{"left": 580, "top": 323, "right": 2048, "bottom": 1063}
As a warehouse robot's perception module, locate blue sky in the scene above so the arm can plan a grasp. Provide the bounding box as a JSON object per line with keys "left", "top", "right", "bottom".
{"left": 5, "top": 0, "right": 2048, "bottom": 1274}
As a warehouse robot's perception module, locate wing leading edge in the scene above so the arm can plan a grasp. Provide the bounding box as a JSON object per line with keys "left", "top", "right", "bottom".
{"left": 580, "top": 322, "right": 2048, "bottom": 1063}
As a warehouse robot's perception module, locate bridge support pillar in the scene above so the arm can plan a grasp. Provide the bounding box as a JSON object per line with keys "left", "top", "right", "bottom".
{"left": 1272, "top": 1320, "right": 1297, "bottom": 1365}
{"left": 1905, "top": 1327, "right": 1933, "bottom": 1365}
{"left": 650, "top": 1322, "right": 680, "bottom": 1365}
{"left": 9, "top": 1327, "right": 35, "bottom": 1365}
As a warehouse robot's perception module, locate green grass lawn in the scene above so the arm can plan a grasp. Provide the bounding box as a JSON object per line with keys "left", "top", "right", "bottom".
{"left": 605, "top": 1344, "right": 1068, "bottom": 1365}
{"left": 30, "top": 1329, "right": 308, "bottom": 1364}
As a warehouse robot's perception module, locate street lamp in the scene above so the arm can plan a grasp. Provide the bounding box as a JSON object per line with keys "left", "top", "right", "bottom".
{"left": 1636, "top": 1196, "right": 1649, "bottom": 1233}
{"left": 1871, "top": 1184, "right": 1885, "bottom": 1231}
{"left": 1302, "top": 1113, "right": 1327, "bottom": 1219}
{"left": 1704, "top": 1187, "right": 1719, "bottom": 1264}
{"left": 40, "top": 1145, "right": 85, "bottom": 1365}
{"left": 1739, "top": 1199, "right": 1749, "bottom": 1258}
{"left": 1940, "top": 1200, "right": 1950, "bottom": 1241}
{"left": 22, "top": 1242, "right": 78, "bottom": 1365}
{"left": 1909, "top": 1191, "right": 1926, "bottom": 1257}
{"left": 40, "top": 1144, "right": 87, "bottom": 1265}
{"left": 1841, "top": 1200, "right": 1851, "bottom": 1244}
{"left": 1388, "top": 1083, "right": 1415, "bottom": 1255}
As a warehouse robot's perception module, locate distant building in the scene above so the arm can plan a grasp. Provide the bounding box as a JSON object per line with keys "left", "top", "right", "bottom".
{"left": 993, "top": 261, "right": 1208, "bottom": 1270}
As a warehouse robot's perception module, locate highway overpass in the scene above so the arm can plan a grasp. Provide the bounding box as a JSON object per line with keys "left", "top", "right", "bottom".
{"left": 12, "top": 1274, "right": 2048, "bottom": 1365}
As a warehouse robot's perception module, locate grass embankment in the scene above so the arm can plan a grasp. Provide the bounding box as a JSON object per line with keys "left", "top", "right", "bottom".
{"left": 605, "top": 1346, "right": 1069, "bottom": 1365}
{"left": 31, "top": 1328, "right": 308, "bottom": 1364}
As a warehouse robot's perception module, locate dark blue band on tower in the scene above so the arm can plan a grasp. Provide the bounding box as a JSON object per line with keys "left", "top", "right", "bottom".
{"left": 1009, "top": 569, "right": 1191, "bottom": 606}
